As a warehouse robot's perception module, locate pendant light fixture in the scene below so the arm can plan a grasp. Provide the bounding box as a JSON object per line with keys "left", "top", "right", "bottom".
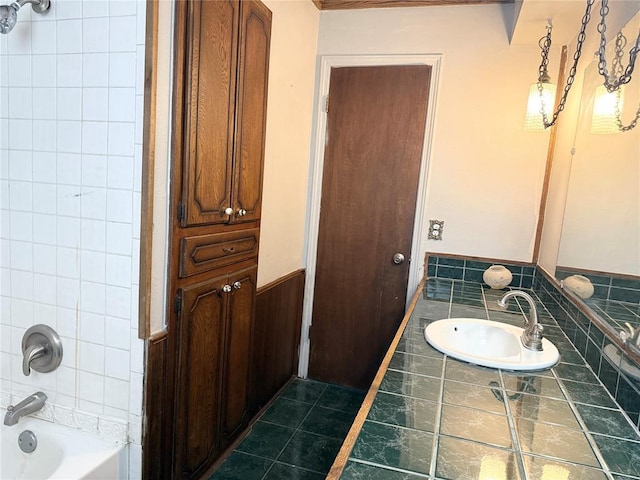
{"left": 524, "top": 23, "right": 557, "bottom": 133}
{"left": 591, "top": 84, "right": 624, "bottom": 134}
{"left": 524, "top": 0, "right": 595, "bottom": 131}
{"left": 525, "top": 0, "right": 640, "bottom": 132}
{"left": 594, "top": 22, "right": 640, "bottom": 133}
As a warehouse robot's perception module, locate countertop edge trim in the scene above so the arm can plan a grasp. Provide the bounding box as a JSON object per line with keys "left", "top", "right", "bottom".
{"left": 326, "top": 277, "right": 426, "bottom": 479}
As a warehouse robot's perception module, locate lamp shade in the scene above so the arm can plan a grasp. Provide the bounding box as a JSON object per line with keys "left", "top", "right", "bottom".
{"left": 524, "top": 82, "right": 557, "bottom": 131}
{"left": 591, "top": 84, "right": 624, "bottom": 134}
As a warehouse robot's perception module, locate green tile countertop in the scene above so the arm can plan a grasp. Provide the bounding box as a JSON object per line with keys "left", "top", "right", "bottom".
{"left": 331, "top": 279, "right": 640, "bottom": 480}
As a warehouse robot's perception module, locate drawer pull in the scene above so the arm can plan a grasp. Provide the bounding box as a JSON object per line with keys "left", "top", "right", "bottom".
{"left": 222, "top": 246, "right": 236, "bottom": 254}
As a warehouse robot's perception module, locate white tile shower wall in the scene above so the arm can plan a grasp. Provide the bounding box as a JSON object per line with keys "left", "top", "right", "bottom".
{"left": 0, "top": 0, "right": 145, "bottom": 477}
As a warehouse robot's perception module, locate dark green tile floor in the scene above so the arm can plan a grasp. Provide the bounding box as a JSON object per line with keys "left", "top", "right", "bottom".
{"left": 210, "top": 379, "right": 365, "bottom": 480}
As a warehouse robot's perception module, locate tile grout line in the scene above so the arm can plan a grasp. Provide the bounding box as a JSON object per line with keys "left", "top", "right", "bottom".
{"left": 258, "top": 382, "right": 329, "bottom": 480}
{"left": 260, "top": 381, "right": 361, "bottom": 479}
{"left": 427, "top": 300, "right": 449, "bottom": 479}
{"left": 535, "top": 287, "right": 640, "bottom": 438}
{"left": 499, "top": 369, "right": 528, "bottom": 480}
{"left": 348, "top": 458, "right": 432, "bottom": 478}
{"left": 551, "top": 369, "right": 616, "bottom": 480}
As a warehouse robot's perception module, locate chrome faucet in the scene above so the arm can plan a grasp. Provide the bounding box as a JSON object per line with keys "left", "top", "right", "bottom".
{"left": 497, "top": 290, "right": 544, "bottom": 351}
{"left": 621, "top": 323, "right": 640, "bottom": 351}
{"left": 3, "top": 392, "right": 47, "bottom": 426}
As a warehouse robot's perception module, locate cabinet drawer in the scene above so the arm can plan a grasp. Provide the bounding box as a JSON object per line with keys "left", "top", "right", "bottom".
{"left": 180, "top": 229, "right": 259, "bottom": 278}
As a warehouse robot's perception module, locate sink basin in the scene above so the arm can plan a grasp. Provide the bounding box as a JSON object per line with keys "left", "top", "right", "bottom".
{"left": 424, "top": 318, "right": 559, "bottom": 371}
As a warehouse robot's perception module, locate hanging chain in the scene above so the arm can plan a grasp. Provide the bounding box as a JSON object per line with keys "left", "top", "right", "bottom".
{"left": 615, "top": 90, "right": 640, "bottom": 132}
{"left": 611, "top": 32, "right": 626, "bottom": 78}
{"left": 597, "top": 0, "right": 640, "bottom": 93}
{"left": 608, "top": 32, "right": 640, "bottom": 131}
{"left": 538, "top": 0, "right": 595, "bottom": 129}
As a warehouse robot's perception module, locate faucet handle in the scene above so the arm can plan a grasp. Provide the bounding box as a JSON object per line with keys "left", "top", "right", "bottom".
{"left": 532, "top": 323, "right": 544, "bottom": 338}
{"left": 21, "top": 325, "right": 63, "bottom": 376}
{"left": 620, "top": 323, "right": 634, "bottom": 343}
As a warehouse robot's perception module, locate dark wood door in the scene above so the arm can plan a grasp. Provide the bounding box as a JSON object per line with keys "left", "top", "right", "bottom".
{"left": 175, "top": 274, "right": 227, "bottom": 479}
{"left": 232, "top": 0, "right": 271, "bottom": 224}
{"left": 309, "top": 65, "right": 431, "bottom": 389}
{"left": 220, "top": 265, "right": 257, "bottom": 445}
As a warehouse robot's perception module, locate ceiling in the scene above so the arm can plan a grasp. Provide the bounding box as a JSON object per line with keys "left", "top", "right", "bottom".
{"left": 310, "top": 0, "right": 640, "bottom": 49}
{"left": 312, "top": 0, "right": 513, "bottom": 10}
{"left": 510, "top": 0, "right": 591, "bottom": 46}
{"left": 510, "top": 1, "right": 640, "bottom": 47}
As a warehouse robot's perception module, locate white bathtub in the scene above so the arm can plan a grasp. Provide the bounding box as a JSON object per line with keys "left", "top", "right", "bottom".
{"left": 1, "top": 412, "right": 124, "bottom": 479}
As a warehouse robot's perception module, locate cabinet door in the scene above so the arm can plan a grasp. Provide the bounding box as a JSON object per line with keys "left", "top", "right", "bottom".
{"left": 231, "top": 0, "right": 271, "bottom": 224}
{"left": 220, "top": 265, "right": 257, "bottom": 445}
{"left": 181, "top": 0, "right": 239, "bottom": 227}
{"left": 175, "top": 275, "right": 227, "bottom": 479}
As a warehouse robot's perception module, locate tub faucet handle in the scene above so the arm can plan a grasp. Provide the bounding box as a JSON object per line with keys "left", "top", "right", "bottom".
{"left": 23, "top": 343, "right": 47, "bottom": 376}
{"left": 21, "top": 325, "right": 63, "bottom": 376}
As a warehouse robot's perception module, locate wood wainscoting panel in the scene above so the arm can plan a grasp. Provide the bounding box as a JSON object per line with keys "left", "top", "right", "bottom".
{"left": 250, "top": 270, "right": 305, "bottom": 416}
{"left": 143, "top": 331, "right": 170, "bottom": 480}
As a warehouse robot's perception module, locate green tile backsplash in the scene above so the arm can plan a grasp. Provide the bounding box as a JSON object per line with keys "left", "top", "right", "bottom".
{"left": 534, "top": 273, "right": 640, "bottom": 429}
{"left": 427, "top": 254, "right": 535, "bottom": 289}
{"left": 556, "top": 267, "right": 640, "bottom": 307}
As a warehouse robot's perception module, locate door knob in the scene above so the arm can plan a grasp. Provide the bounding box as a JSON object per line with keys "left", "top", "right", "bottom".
{"left": 392, "top": 253, "right": 405, "bottom": 265}
{"left": 237, "top": 208, "right": 247, "bottom": 217}
{"left": 224, "top": 207, "right": 233, "bottom": 216}
{"left": 233, "top": 281, "right": 242, "bottom": 290}
{"left": 221, "top": 284, "right": 232, "bottom": 293}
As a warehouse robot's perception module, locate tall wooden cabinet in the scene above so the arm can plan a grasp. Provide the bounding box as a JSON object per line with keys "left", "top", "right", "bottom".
{"left": 168, "top": 1, "right": 271, "bottom": 478}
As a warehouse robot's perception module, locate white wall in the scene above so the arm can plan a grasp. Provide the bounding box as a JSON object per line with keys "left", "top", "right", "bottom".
{"left": 257, "top": 0, "right": 320, "bottom": 287}
{"left": 0, "top": 0, "right": 145, "bottom": 476}
{"left": 317, "top": 4, "right": 555, "bottom": 264}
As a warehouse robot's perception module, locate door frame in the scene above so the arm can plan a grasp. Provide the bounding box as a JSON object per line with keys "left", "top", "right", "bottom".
{"left": 298, "top": 54, "right": 442, "bottom": 378}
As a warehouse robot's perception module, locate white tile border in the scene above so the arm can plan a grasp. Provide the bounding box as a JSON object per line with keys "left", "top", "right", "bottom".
{"left": 1, "top": 388, "right": 129, "bottom": 443}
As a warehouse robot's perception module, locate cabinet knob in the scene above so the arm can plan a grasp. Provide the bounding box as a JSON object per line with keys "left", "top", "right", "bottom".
{"left": 222, "top": 284, "right": 232, "bottom": 293}
{"left": 233, "top": 281, "right": 242, "bottom": 290}
{"left": 224, "top": 207, "right": 233, "bottom": 216}
{"left": 237, "top": 208, "right": 247, "bottom": 217}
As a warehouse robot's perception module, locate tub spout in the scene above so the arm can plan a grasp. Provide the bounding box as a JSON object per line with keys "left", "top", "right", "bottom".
{"left": 23, "top": 343, "right": 47, "bottom": 376}
{"left": 3, "top": 392, "right": 47, "bottom": 426}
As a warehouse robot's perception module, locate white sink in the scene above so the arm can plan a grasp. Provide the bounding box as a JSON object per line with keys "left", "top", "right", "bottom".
{"left": 424, "top": 318, "right": 559, "bottom": 371}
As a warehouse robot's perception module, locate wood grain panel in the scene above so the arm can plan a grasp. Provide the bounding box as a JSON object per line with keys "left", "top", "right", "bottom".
{"left": 182, "top": 0, "right": 238, "bottom": 226}
{"left": 176, "top": 276, "right": 227, "bottom": 478}
{"left": 139, "top": 0, "right": 160, "bottom": 340}
{"left": 221, "top": 266, "right": 258, "bottom": 445}
{"left": 309, "top": 66, "right": 430, "bottom": 389}
{"left": 314, "top": 0, "right": 513, "bottom": 9}
{"left": 250, "top": 270, "right": 305, "bottom": 415}
{"left": 142, "top": 331, "right": 170, "bottom": 480}
{"left": 180, "top": 229, "right": 259, "bottom": 278}
{"left": 232, "top": 0, "right": 271, "bottom": 223}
